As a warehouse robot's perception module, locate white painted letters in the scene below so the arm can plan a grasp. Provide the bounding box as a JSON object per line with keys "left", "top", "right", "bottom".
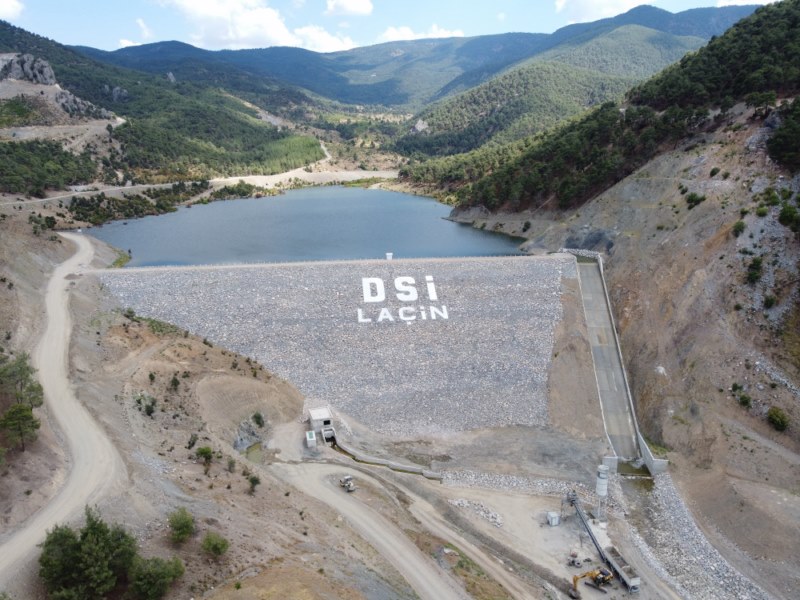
{"left": 362, "top": 277, "right": 385, "bottom": 303}
{"left": 425, "top": 275, "right": 438, "bottom": 301}
{"left": 357, "top": 275, "right": 448, "bottom": 324}
{"left": 394, "top": 276, "right": 418, "bottom": 301}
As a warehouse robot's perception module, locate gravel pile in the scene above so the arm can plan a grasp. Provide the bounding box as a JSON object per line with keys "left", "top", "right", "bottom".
{"left": 100, "top": 255, "right": 577, "bottom": 436}
{"left": 448, "top": 498, "right": 504, "bottom": 528}
{"left": 443, "top": 469, "right": 590, "bottom": 499}
{"left": 636, "top": 474, "right": 773, "bottom": 600}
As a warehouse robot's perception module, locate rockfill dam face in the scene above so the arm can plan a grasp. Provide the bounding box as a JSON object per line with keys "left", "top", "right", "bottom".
{"left": 99, "top": 255, "right": 580, "bottom": 437}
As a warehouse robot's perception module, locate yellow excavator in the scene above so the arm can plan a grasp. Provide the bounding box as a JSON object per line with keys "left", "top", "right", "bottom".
{"left": 569, "top": 567, "right": 614, "bottom": 598}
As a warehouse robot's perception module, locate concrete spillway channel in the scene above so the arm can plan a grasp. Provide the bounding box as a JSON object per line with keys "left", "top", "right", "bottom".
{"left": 577, "top": 260, "right": 640, "bottom": 460}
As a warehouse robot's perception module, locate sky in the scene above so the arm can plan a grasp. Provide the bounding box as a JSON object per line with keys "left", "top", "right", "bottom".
{"left": 0, "top": 0, "right": 778, "bottom": 53}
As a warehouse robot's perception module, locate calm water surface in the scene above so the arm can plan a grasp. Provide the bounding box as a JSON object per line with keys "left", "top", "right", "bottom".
{"left": 88, "top": 186, "right": 522, "bottom": 267}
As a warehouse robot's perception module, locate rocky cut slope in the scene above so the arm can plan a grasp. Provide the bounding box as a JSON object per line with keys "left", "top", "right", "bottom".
{"left": 0, "top": 53, "right": 112, "bottom": 122}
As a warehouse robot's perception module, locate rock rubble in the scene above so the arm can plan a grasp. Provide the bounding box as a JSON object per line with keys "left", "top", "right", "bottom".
{"left": 99, "top": 256, "right": 577, "bottom": 436}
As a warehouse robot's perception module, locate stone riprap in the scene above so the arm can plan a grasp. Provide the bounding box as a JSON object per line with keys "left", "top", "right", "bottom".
{"left": 99, "top": 255, "right": 577, "bottom": 436}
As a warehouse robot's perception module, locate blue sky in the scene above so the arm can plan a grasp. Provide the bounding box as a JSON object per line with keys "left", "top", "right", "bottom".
{"left": 0, "top": 0, "right": 777, "bottom": 52}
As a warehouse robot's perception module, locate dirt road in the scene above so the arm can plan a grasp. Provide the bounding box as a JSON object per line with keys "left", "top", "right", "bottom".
{"left": 0, "top": 233, "right": 126, "bottom": 586}
{"left": 274, "top": 462, "right": 470, "bottom": 600}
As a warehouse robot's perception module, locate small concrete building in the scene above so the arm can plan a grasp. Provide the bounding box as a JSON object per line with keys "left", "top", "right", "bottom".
{"left": 308, "top": 407, "right": 332, "bottom": 433}
{"left": 305, "top": 430, "right": 317, "bottom": 449}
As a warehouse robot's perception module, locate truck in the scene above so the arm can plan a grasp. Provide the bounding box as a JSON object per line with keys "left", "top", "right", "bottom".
{"left": 339, "top": 475, "right": 356, "bottom": 492}
{"left": 604, "top": 546, "right": 641, "bottom": 593}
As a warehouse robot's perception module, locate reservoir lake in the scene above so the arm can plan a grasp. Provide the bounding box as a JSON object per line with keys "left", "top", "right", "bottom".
{"left": 88, "top": 186, "right": 523, "bottom": 267}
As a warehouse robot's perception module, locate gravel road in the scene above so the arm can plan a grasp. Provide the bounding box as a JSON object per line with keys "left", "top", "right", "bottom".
{"left": 274, "top": 462, "right": 470, "bottom": 600}
{"left": 0, "top": 233, "right": 127, "bottom": 587}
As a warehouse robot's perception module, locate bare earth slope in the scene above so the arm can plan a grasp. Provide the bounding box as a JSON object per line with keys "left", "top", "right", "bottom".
{"left": 457, "top": 105, "right": 800, "bottom": 598}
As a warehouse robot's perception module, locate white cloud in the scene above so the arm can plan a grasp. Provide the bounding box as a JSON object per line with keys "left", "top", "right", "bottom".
{"left": 554, "top": 0, "right": 639, "bottom": 23}
{"left": 0, "top": 0, "right": 23, "bottom": 20}
{"left": 119, "top": 39, "right": 142, "bottom": 48}
{"left": 294, "top": 25, "right": 355, "bottom": 52}
{"left": 162, "top": 0, "right": 356, "bottom": 51}
{"left": 325, "top": 0, "right": 372, "bottom": 16}
{"left": 497, "top": 12, "right": 506, "bottom": 22}
{"left": 163, "top": 0, "right": 300, "bottom": 49}
{"left": 136, "top": 18, "right": 153, "bottom": 40}
{"left": 379, "top": 24, "right": 465, "bottom": 43}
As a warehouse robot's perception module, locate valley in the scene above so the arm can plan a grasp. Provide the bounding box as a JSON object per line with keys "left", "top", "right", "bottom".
{"left": 1, "top": 2, "right": 799, "bottom": 600}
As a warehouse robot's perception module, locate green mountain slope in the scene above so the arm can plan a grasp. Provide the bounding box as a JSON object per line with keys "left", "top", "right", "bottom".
{"left": 403, "top": 0, "right": 800, "bottom": 214}
{"left": 0, "top": 21, "right": 323, "bottom": 181}
{"left": 531, "top": 24, "right": 703, "bottom": 78}
{"left": 393, "top": 23, "right": 709, "bottom": 157}
{"left": 394, "top": 62, "right": 636, "bottom": 157}
{"left": 75, "top": 5, "right": 757, "bottom": 110}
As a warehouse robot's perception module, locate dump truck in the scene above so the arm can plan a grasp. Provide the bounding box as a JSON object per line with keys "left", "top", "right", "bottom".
{"left": 605, "top": 546, "right": 641, "bottom": 593}
{"left": 339, "top": 475, "right": 356, "bottom": 492}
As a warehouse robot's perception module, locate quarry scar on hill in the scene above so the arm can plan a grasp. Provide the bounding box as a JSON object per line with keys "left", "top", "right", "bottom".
{"left": 98, "top": 254, "right": 582, "bottom": 437}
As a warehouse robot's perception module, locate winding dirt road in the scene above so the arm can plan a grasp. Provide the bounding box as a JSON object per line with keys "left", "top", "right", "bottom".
{"left": 0, "top": 232, "right": 126, "bottom": 586}
{"left": 275, "top": 463, "right": 471, "bottom": 600}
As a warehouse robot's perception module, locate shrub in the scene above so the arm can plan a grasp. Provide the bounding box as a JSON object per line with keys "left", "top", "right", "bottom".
{"left": 202, "top": 532, "right": 229, "bottom": 558}
{"left": 168, "top": 508, "right": 195, "bottom": 544}
{"left": 248, "top": 475, "right": 261, "bottom": 494}
{"left": 746, "top": 257, "right": 763, "bottom": 284}
{"left": 738, "top": 394, "right": 752, "bottom": 409}
{"left": 767, "top": 407, "right": 789, "bottom": 431}
{"left": 732, "top": 220, "right": 746, "bottom": 237}
{"left": 755, "top": 206, "right": 769, "bottom": 217}
{"left": 128, "top": 556, "right": 184, "bottom": 600}
{"left": 686, "top": 192, "right": 706, "bottom": 209}
{"left": 196, "top": 446, "right": 213, "bottom": 474}
{"left": 764, "top": 295, "right": 776, "bottom": 309}
{"left": 252, "top": 412, "right": 264, "bottom": 427}
{"left": 710, "top": 167, "right": 720, "bottom": 177}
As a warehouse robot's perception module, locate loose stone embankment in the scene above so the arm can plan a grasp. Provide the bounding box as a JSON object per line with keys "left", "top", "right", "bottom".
{"left": 98, "top": 255, "right": 577, "bottom": 437}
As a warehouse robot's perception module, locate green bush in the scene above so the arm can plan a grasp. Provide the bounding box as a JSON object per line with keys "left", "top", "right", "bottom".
{"left": 252, "top": 412, "right": 264, "bottom": 427}
{"left": 746, "top": 257, "right": 762, "bottom": 284}
{"left": 732, "top": 220, "right": 746, "bottom": 237}
{"left": 167, "top": 508, "right": 195, "bottom": 544}
{"left": 685, "top": 192, "right": 706, "bottom": 209}
{"left": 767, "top": 406, "right": 789, "bottom": 431}
{"left": 764, "top": 295, "right": 776, "bottom": 309}
{"left": 128, "top": 556, "right": 184, "bottom": 600}
{"left": 38, "top": 507, "right": 137, "bottom": 600}
{"left": 202, "top": 532, "right": 229, "bottom": 558}
{"left": 738, "top": 394, "right": 752, "bottom": 409}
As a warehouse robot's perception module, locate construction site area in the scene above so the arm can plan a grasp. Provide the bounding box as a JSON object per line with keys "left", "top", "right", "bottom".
{"left": 77, "top": 251, "right": 771, "bottom": 600}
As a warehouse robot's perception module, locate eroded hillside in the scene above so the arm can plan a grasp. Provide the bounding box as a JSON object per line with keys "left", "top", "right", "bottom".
{"left": 454, "top": 104, "right": 800, "bottom": 598}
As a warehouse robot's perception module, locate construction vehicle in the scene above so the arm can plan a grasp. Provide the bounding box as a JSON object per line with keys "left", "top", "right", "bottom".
{"left": 339, "top": 475, "right": 356, "bottom": 492}
{"left": 569, "top": 568, "right": 613, "bottom": 598}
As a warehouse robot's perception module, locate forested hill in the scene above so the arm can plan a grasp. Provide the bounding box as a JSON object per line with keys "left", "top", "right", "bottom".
{"left": 0, "top": 21, "right": 323, "bottom": 181}
{"left": 394, "top": 62, "right": 637, "bottom": 157}
{"left": 393, "top": 24, "right": 703, "bottom": 157}
{"left": 403, "top": 0, "right": 800, "bottom": 215}
{"left": 75, "top": 5, "right": 758, "bottom": 110}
